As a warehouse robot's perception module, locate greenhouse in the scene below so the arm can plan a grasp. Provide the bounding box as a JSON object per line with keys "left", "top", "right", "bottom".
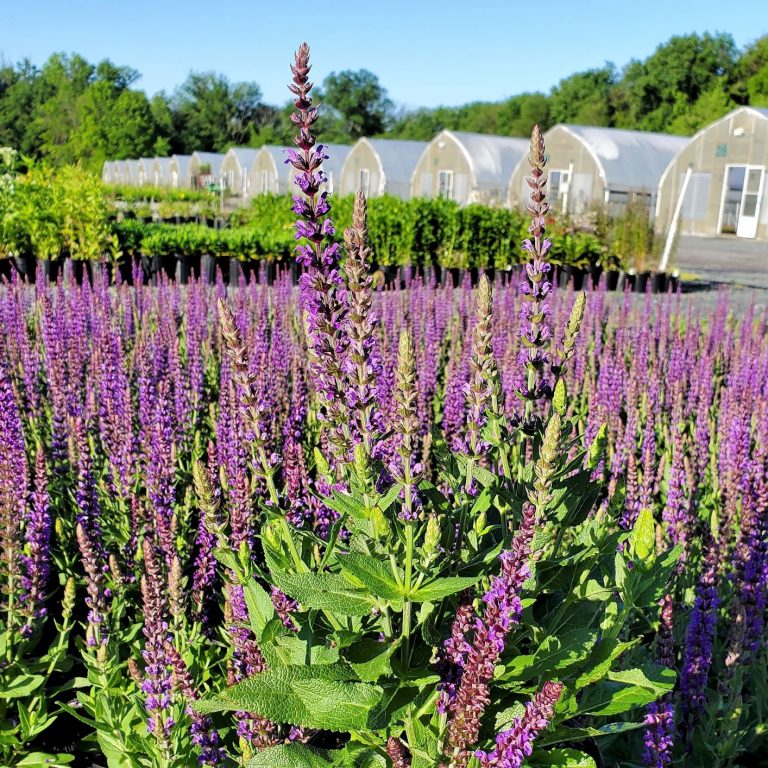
{"left": 167, "top": 154, "right": 192, "bottom": 189}
{"left": 220, "top": 147, "right": 261, "bottom": 200}
{"left": 338, "top": 138, "right": 428, "bottom": 199}
{"left": 100, "top": 160, "right": 119, "bottom": 184}
{"left": 137, "top": 158, "right": 155, "bottom": 186}
{"left": 149, "top": 157, "right": 173, "bottom": 187}
{"left": 508, "top": 124, "right": 689, "bottom": 216}
{"left": 410, "top": 130, "right": 528, "bottom": 205}
{"left": 125, "top": 159, "right": 141, "bottom": 186}
{"left": 247, "top": 146, "right": 293, "bottom": 195}
{"left": 189, "top": 152, "right": 225, "bottom": 189}
{"left": 655, "top": 106, "right": 768, "bottom": 241}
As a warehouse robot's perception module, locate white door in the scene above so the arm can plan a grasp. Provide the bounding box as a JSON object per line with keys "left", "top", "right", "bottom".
{"left": 736, "top": 166, "right": 764, "bottom": 239}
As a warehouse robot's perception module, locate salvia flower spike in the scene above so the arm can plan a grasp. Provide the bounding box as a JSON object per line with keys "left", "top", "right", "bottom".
{"left": 516, "top": 124, "right": 553, "bottom": 431}
{"left": 287, "top": 42, "right": 351, "bottom": 467}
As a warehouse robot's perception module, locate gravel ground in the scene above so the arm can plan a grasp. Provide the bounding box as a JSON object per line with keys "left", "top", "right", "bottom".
{"left": 669, "top": 235, "right": 768, "bottom": 315}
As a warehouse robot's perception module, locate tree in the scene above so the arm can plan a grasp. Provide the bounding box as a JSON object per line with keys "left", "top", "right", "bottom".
{"left": 174, "top": 73, "right": 265, "bottom": 152}
{"left": 620, "top": 33, "right": 738, "bottom": 131}
{"left": 549, "top": 66, "right": 617, "bottom": 126}
{"left": 733, "top": 35, "right": 768, "bottom": 107}
{"left": 321, "top": 69, "right": 393, "bottom": 139}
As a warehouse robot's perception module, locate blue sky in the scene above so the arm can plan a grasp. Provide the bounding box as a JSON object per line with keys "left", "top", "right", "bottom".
{"left": 1, "top": 0, "right": 765, "bottom": 109}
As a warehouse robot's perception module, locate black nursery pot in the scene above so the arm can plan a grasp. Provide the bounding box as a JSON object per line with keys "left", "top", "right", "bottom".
{"left": 201, "top": 253, "right": 217, "bottom": 284}
{"left": 0, "top": 258, "right": 13, "bottom": 283}
{"left": 570, "top": 266, "right": 586, "bottom": 291}
{"left": 634, "top": 270, "right": 652, "bottom": 294}
{"left": 447, "top": 267, "right": 461, "bottom": 288}
{"left": 229, "top": 258, "right": 259, "bottom": 285}
{"left": 651, "top": 272, "right": 668, "bottom": 293}
{"left": 621, "top": 272, "right": 637, "bottom": 292}
{"left": 40, "top": 258, "right": 62, "bottom": 283}
{"left": 605, "top": 270, "right": 620, "bottom": 291}
{"left": 140, "top": 253, "right": 161, "bottom": 285}
{"left": 588, "top": 264, "right": 603, "bottom": 289}
{"left": 556, "top": 265, "right": 572, "bottom": 290}
{"left": 12, "top": 253, "right": 37, "bottom": 282}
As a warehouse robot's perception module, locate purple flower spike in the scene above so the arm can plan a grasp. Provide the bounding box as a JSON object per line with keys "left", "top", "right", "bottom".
{"left": 474, "top": 681, "right": 563, "bottom": 768}
{"left": 444, "top": 504, "right": 537, "bottom": 766}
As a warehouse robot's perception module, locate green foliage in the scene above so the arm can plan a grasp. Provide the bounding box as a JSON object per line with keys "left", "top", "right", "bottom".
{"left": 0, "top": 160, "right": 113, "bottom": 260}
{"left": 320, "top": 69, "right": 393, "bottom": 140}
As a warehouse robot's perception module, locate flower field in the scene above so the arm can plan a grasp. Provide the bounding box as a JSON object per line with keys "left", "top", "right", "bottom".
{"left": 2, "top": 45, "right": 768, "bottom": 768}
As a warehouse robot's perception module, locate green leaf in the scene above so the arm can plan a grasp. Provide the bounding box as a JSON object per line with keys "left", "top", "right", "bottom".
{"left": 607, "top": 666, "right": 676, "bottom": 692}
{"left": 246, "top": 744, "right": 331, "bottom": 767}
{"left": 329, "top": 742, "right": 387, "bottom": 767}
{"left": 630, "top": 508, "right": 656, "bottom": 561}
{"left": 243, "top": 579, "right": 276, "bottom": 641}
{"left": 576, "top": 667, "right": 675, "bottom": 717}
{"left": 0, "top": 674, "right": 45, "bottom": 698}
{"left": 532, "top": 629, "right": 599, "bottom": 675}
{"left": 271, "top": 571, "right": 373, "bottom": 616}
{"left": 16, "top": 754, "right": 75, "bottom": 768}
{"left": 345, "top": 639, "right": 397, "bottom": 682}
{"left": 408, "top": 575, "right": 479, "bottom": 602}
{"left": 337, "top": 553, "right": 403, "bottom": 602}
{"left": 324, "top": 492, "right": 369, "bottom": 522}
{"left": 196, "top": 664, "right": 382, "bottom": 731}
{"left": 574, "top": 638, "right": 638, "bottom": 689}
{"left": 528, "top": 747, "right": 597, "bottom": 767}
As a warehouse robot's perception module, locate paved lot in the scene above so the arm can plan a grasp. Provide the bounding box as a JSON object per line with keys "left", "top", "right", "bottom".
{"left": 669, "top": 235, "right": 768, "bottom": 314}
{"left": 674, "top": 235, "right": 768, "bottom": 289}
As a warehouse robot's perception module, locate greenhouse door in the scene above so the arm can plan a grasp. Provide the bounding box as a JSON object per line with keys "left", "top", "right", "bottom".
{"left": 736, "top": 167, "right": 763, "bottom": 238}
{"left": 721, "top": 165, "right": 764, "bottom": 238}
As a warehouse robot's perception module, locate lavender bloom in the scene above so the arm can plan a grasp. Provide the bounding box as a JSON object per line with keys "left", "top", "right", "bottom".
{"left": 0, "top": 364, "right": 28, "bottom": 632}
{"left": 20, "top": 449, "right": 51, "bottom": 635}
{"left": 474, "top": 681, "right": 563, "bottom": 768}
{"left": 444, "top": 504, "right": 536, "bottom": 767}
{"left": 165, "top": 642, "right": 224, "bottom": 766}
{"left": 386, "top": 737, "right": 411, "bottom": 768}
{"left": 680, "top": 537, "right": 719, "bottom": 739}
{"left": 343, "top": 189, "right": 384, "bottom": 456}
{"left": 271, "top": 587, "right": 299, "bottom": 631}
{"left": 140, "top": 539, "right": 174, "bottom": 741}
{"left": 516, "top": 126, "right": 553, "bottom": 430}
{"left": 465, "top": 276, "right": 498, "bottom": 462}
{"left": 390, "top": 330, "right": 422, "bottom": 521}
{"left": 191, "top": 446, "right": 219, "bottom": 627}
{"left": 287, "top": 43, "right": 351, "bottom": 466}
{"left": 643, "top": 595, "right": 676, "bottom": 767}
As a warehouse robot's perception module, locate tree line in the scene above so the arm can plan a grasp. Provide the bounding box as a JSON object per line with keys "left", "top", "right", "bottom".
{"left": 1, "top": 31, "right": 766, "bottom": 173}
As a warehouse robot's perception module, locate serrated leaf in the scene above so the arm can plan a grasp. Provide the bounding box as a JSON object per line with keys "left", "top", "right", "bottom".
{"left": 243, "top": 580, "right": 276, "bottom": 641}
{"left": 16, "top": 754, "right": 75, "bottom": 768}
{"left": 196, "top": 664, "right": 382, "bottom": 731}
{"left": 329, "top": 742, "right": 387, "bottom": 767}
{"left": 494, "top": 701, "right": 527, "bottom": 730}
{"left": 271, "top": 571, "right": 373, "bottom": 616}
{"left": 577, "top": 674, "right": 672, "bottom": 717}
{"left": 607, "top": 666, "right": 676, "bottom": 692}
{"left": 345, "top": 639, "right": 397, "bottom": 682}
{"left": 630, "top": 508, "right": 655, "bottom": 561}
{"left": 0, "top": 674, "right": 44, "bottom": 698}
{"left": 324, "top": 492, "right": 369, "bottom": 522}
{"left": 574, "top": 638, "right": 638, "bottom": 690}
{"left": 528, "top": 747, "right": 596, "bottom": 767}
{"left": 246, "top": 744, "right": 331, "bottom": 767}
{"left": 408, "top": 575, "right": 479, "bottom": 602}
{"left": 337, "top": 553, "right": 403, "bottom": 602}
{"left": 506, "top": 629, "right": 599, "bottom": 679}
